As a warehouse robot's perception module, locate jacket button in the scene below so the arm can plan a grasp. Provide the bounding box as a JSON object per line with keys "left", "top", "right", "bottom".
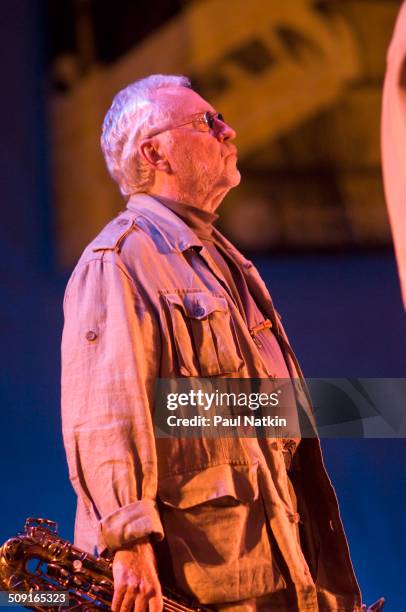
{"left": 289, "top": 512, "right": 301, "bottom": 523}
{"left": 194, "top": 306, "right": 206, "bottom": 317}
{"left": 85, "top": 330, "right": 98, "bottom": 341}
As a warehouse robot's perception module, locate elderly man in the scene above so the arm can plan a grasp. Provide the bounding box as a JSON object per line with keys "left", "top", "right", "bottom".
{"left": 61, "top": 75, "right": 362, "bottom": 612}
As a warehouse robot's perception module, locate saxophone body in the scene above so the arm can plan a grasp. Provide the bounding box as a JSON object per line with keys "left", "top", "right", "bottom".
{"left": 0, "top": 518, "right": 209, "bottom": 611}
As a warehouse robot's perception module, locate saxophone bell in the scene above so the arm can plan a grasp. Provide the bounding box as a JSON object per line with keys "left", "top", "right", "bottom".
{"left": 0, "top": 518, "right": 211, "bottom": 611}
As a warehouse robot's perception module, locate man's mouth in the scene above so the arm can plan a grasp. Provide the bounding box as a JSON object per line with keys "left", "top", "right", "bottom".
{"left": 223, "top": 144, "right": 237, "bottom": 158}
{"left": 224, "top": 150, "right": 238, "bottom": 161}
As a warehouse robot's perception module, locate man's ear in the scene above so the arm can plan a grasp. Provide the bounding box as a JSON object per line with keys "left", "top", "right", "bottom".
{"left": 138, "top": 138, "right": 171, "bottom": 173}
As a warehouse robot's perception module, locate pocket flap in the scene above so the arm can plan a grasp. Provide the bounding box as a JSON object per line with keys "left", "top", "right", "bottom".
{"left": 158, "top": 463, "right": 259, "bottom": 509}
{"left": 164, "top": 292, "right": 228, "bottom": 319}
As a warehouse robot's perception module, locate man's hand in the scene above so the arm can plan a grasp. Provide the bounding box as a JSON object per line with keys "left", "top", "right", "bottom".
{"left": 112, "top": 538, "right": 163, "bottom": 612}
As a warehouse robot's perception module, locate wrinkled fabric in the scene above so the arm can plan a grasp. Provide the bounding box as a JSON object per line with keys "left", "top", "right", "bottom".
{"left": 154, "top": 194, "right": 219, "bottom": 239}
{"left": 61, "top": 193, "right": 362, "bottom": 610}
{"left": 159, "top": 198, "right": 300, "bottom": 455}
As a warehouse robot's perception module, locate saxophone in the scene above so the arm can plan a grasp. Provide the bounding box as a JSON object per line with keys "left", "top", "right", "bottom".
{"left": 0, "top": 518, "right": 210, "bottom": 611}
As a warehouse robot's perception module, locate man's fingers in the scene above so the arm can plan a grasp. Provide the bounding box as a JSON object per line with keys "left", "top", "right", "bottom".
{"left": 112, "top": 579, "right": 140, "bottom": 612}
{"left": 133, "top": 590, "right": 149, "bottom": 612}
{"left": 119, "top": 584, "right": 139, "bottom": 612}
{"left": 111, "top": 584, "right": 126, "bottom": 612}
{"left": 148, "top": 592, "right": 164, "bottom": 612}
{"left": 133, "top": 578, "right": 163, "bottom": 612}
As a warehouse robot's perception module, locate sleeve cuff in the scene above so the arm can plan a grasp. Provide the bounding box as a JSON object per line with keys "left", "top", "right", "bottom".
{"left": 98, "top": 499, "right": 164, "bottom": 553}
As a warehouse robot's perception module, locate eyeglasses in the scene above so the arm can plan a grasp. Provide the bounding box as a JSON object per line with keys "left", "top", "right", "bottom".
{"left": 147, "top": 111, "right": 226, "bottom": 138}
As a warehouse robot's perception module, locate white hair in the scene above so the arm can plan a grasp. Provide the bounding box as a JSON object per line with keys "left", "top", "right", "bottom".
{"left": 101, "top": 74, "right": 191, "bottom": 197}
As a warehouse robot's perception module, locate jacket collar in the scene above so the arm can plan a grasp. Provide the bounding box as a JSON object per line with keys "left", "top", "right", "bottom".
{"left": 127, "top": 193, "right": 278, "bottom": 312}
{"left": 127, "top": 193, "right": 204, "bottom": 253}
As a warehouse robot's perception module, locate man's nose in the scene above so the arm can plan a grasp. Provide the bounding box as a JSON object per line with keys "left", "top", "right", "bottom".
{"left": 217, "top": 120, "right": 236, "bottom": 142}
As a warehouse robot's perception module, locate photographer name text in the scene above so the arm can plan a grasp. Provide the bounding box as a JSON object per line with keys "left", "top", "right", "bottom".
{"left": 166, "top": 414, "right": 287, "bottom": 428}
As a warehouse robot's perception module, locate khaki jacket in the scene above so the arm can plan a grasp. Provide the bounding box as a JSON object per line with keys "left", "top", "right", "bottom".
{"left": 61, "top": 193, "right": 362, "bottom": 610}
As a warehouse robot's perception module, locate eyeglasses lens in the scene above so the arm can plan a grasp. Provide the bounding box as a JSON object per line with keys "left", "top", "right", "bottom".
{"left": 205, "top": 112, "right": 225, "bottom": 130}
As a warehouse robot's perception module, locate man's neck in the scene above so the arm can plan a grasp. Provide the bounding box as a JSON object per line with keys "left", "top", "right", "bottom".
{"left": 147, "top": 181, "right": 229, "bottom": 213}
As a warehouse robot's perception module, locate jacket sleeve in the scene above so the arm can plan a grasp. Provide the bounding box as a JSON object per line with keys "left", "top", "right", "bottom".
{"left": 61, "top": 253, "right": 164, "bottom": 554}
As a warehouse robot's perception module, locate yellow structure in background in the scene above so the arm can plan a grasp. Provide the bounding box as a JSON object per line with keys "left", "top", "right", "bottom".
{"left": 51, "top": 0, "right": 397, "bottom": 267}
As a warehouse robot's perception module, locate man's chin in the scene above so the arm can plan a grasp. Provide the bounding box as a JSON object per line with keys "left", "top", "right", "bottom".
{"left": 229, "top": 168, "right": 241, "bottom": 187}
{"left": 214, "top": 168, "right": 241, "bottom": 194}
{"left": 222, "top": 155, "right": 241, "bottom": 186}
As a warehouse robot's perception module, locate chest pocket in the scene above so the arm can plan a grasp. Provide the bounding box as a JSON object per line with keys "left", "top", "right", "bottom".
{"left": 162, "top": 291, "right": 244, "bottom": 376}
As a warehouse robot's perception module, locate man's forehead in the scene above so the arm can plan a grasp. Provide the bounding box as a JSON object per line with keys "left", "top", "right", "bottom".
{"left": 154, "top": 86, "right": 214, "bottom": 117}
